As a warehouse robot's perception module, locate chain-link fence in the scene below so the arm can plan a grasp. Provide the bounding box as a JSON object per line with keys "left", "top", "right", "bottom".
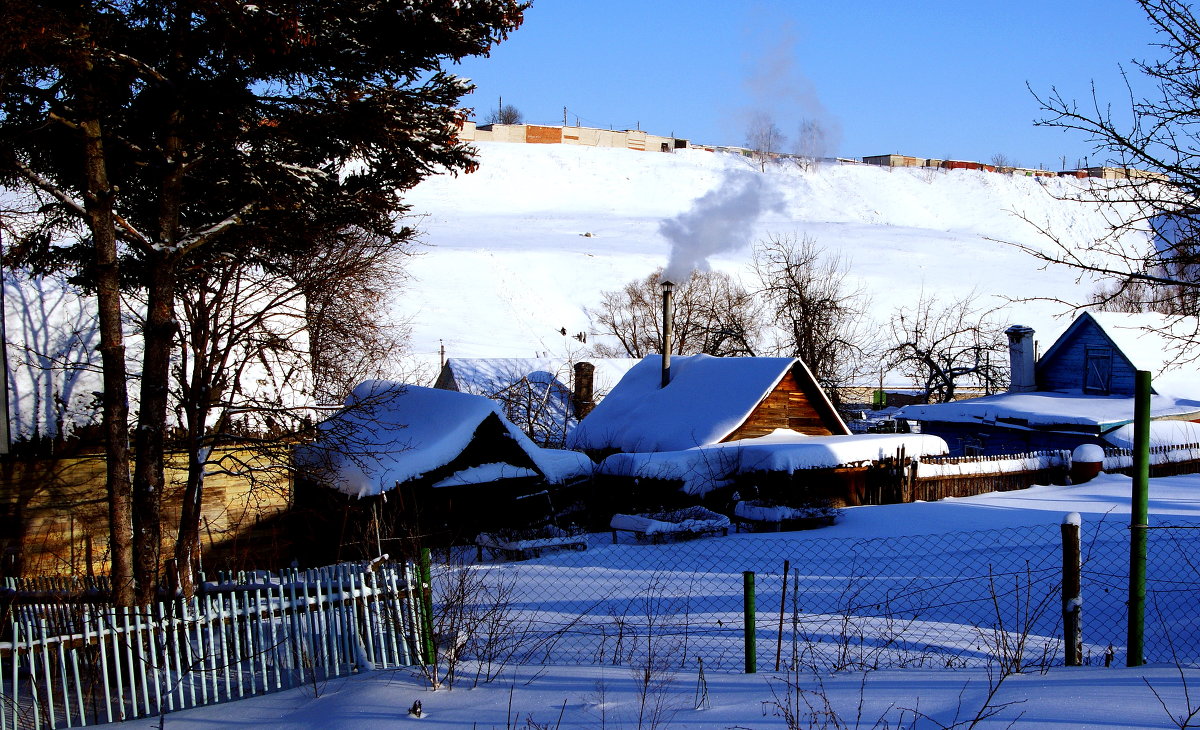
{"left": 430, "top": 517, "right": 1200, "bottom": 676}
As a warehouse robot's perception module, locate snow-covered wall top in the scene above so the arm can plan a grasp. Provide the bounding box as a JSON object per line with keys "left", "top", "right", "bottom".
{"left": 599, "top": 431, "right": 949, "bottom": 497}
{"left": 567, "top": 353, "right": 799, "bottom": 452}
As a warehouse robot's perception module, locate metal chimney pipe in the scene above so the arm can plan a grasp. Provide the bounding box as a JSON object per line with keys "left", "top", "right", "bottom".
{"left": 661, "top": 279, "right": 675, "bottom": 387}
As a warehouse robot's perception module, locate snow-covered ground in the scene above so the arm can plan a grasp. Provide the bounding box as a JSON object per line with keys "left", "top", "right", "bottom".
{"left": 122, "top": 472, "right": 1200, "bottom": 729}
{"left": 397, "top": 143, "right": 1142, "bottom": 376}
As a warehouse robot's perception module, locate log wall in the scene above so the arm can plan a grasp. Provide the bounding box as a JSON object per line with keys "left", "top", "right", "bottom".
{"left": 0, "top": 448, "right": 292, "bottom": 578}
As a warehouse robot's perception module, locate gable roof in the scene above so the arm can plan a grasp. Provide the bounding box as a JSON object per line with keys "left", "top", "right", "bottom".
{"left": 1038, "top": 311, "right": 1200, "bottom": 397}
{"left": 301, "top": 382, "right": 592, "bottom": 498}
{"left": 566, "top": 354, "right": 847, "bottom": 453}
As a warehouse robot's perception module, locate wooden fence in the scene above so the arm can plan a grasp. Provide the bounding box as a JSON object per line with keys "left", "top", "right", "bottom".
{"left": 0, "top": 561, "right": 426, "bottom": 729}
{"left": 1103, "top": 442, "right": 1200, "bottom": 477}
{"left": 910, "top": 450, "right": 1071, "bottom": 502}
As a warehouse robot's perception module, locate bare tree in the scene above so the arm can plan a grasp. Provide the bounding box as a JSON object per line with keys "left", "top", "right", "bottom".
{"left": 1018, "top": 0, "right": 1200, "bottom": 354}
{"left": 588, "top": 269, "right": 764, "bottom": 358}
{"left": 486, "top": 104, "right": 524, "bottom": 125}
{"left": 887, "top": 292, "right": 1009, "bottom": 403}
{"left": 990, "top": 153, "right": 1017, "bottom": 169}
{"left": 746, "top": 113, "right": 787, "bottom": 171}
{"left": 752, "top": 234, "right": 876, "bottom": 401}
{"left": 794, "top": 119, "right": 830, "bottom": 170}
{"left": 164, "top": 227, "right": 410, "bottom": 594}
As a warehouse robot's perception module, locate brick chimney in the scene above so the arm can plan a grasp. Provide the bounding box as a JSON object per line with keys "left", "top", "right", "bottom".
{"left": 1006, "top": 325, "right": 1037, "bottom": 393}
{"left": 572, "top": 361, "right": 596, "bottom": 418}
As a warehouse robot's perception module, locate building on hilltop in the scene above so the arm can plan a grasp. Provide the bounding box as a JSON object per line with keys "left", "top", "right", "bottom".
{"left": 456, "top": 120, "right": 689, "bottom": 153}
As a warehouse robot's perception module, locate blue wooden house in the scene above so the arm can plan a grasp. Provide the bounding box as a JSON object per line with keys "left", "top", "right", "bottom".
{"left": 900, "top": 312, "right": 1200, "bottom": 456}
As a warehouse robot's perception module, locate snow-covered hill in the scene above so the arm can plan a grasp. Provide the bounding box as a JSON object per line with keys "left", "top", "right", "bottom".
{"left": 398, "top": 142, "right": 1142, "bottom": 377}
{"left": 3, "top": 143, "right": 1148, "bottom": 437}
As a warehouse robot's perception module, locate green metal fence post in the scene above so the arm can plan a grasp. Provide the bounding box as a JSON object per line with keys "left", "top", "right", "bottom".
{"left": 418, "top": 548, "right": 436, "bottom": 664}
{"left": 1128, "top": 369, "right": 1151, "bottom": 667}
{"left": 743, "top": 571, "right": 756, "bottom": 674}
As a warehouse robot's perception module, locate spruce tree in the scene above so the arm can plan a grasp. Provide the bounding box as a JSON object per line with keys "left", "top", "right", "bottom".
{"left": 0, "top": 0, "right": 526, "bottom": 602}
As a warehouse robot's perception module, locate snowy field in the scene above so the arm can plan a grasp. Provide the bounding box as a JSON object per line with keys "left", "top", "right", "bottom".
{"left": 123, "top": 473, "right": 1200, "bottom": 729}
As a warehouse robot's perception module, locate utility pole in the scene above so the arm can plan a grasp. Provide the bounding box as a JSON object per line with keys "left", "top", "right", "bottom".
{"left": 563, "top": 106, "right": 567, "bottom": 126}
{"left": 1127, "top": 369, "right": 1151, "bottom": 666}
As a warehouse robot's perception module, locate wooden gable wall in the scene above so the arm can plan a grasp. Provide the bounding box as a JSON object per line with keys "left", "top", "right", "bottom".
{"left": 721, "top": 365, "right": 843, "bottom": 442}
{"left": 1038, "top": 319, "right": 1138, "bottom": 395}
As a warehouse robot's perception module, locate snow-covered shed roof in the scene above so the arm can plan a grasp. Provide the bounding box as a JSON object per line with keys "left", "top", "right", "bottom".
{"left": 899, "top": 391, "right": 1200, "bottom": 432}
{"left": 301, "top": 382, "right": 592, "bottom": 498}
{"left": 566, "top": 354, "right": 847, "bottom": 453}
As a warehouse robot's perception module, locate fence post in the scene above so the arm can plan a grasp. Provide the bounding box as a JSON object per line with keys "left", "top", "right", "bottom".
{"left": 775, "top": 560, "right": 789, "bottom": 672}
{"left": 418, "top": 549, "right": 436, "bottom": 664}
{"left": 743, "top": 571, "right": 756, "bottom": 674}
{"left": 1128, "top": 370, "right": 1151, "bottom": 667}
{"left": 1061, "top": 513, "right": 1082, "bottom": 666}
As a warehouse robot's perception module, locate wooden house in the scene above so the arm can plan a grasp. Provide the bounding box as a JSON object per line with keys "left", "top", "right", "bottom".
{"left": 568, "top": 355, "right": 951, "bottom": 515}
{"left": 901, "top": 312, "right": 1200, "bottom": 456}
{"left": 566, "top": 354, "right": 850, "bottom": 458}
{"left": 297, "top": 383, "right": 593, "bottom": 554}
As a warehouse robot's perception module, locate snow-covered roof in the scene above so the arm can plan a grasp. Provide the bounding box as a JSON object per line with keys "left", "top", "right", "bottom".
{"left": 440, "top": 357, "right": 638, "bottom": 400}
{"left": 436, "top": 357, "right": 640, "bottom": 446}
{"left": 900, "top": 391, "right": 1200, "bottom": 431}
{"left": 301, "top": 382, "right": 592, "bottom": 498}
{"left": 599, "top": 431, "right": 949, "bottom": 496}
{"left": 1103, "top": 420, "right": 1200, "bottom": 449}
{"left": 567, "top": 354, "right": 843, "bottom": 452}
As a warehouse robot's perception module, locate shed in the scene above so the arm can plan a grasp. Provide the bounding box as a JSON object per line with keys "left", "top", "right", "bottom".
{"left": 1036, "top": 311, "right": 1200, "bottom": 396}
{"left": 566, "top": 354, "right": 849, "bottom": 457}
{"left": 298, "top": 382, "right": 593, "bottom": 546}
{"left": 901, "top": 312, "right": 1200, "bottom": 455}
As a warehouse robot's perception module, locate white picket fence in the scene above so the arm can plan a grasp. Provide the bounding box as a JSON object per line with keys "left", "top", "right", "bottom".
{"left": 0, "top": 561, "right": 427, "bottom": 729}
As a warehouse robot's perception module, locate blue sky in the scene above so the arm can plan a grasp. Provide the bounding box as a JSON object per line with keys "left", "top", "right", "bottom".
{"left": 452, "top": 0, "right": 1163, "bottom": 170}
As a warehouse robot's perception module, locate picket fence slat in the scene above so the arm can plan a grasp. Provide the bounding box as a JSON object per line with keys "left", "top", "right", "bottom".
{"left": 1, "top": 560, "right": 424, "bottom": 730}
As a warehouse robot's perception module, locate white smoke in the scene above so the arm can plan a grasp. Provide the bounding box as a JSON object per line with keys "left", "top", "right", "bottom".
{"left": 739, "top": 16, "right": 842, "bottom": 160}
{"left": 659, "top": 170, "right": 784, "bottom": 282}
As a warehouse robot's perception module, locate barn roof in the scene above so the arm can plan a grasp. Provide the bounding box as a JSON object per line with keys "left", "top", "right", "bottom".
{"left": 566, "top": 354, "right": 845, "bottom": 453}
{"left": 301, "top": 382, "right": 592, "bottom": 498}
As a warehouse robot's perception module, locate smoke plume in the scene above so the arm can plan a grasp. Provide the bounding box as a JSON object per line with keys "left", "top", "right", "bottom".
{"left": 660, "top": 170, "right": 783, "bottom": 281}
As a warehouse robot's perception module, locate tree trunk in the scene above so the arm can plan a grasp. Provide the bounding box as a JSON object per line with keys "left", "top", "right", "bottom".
{"left": 175, "top": 289, "right": 215, "bottom": 598}
{"left": 132, "top": 257, "right": 178, "bottom": 603}
{"left": 132, "top": 96, "right": 185, "bottom": 604}
{"left": 81, "top": 112, "right": 135, "bottom": 606}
